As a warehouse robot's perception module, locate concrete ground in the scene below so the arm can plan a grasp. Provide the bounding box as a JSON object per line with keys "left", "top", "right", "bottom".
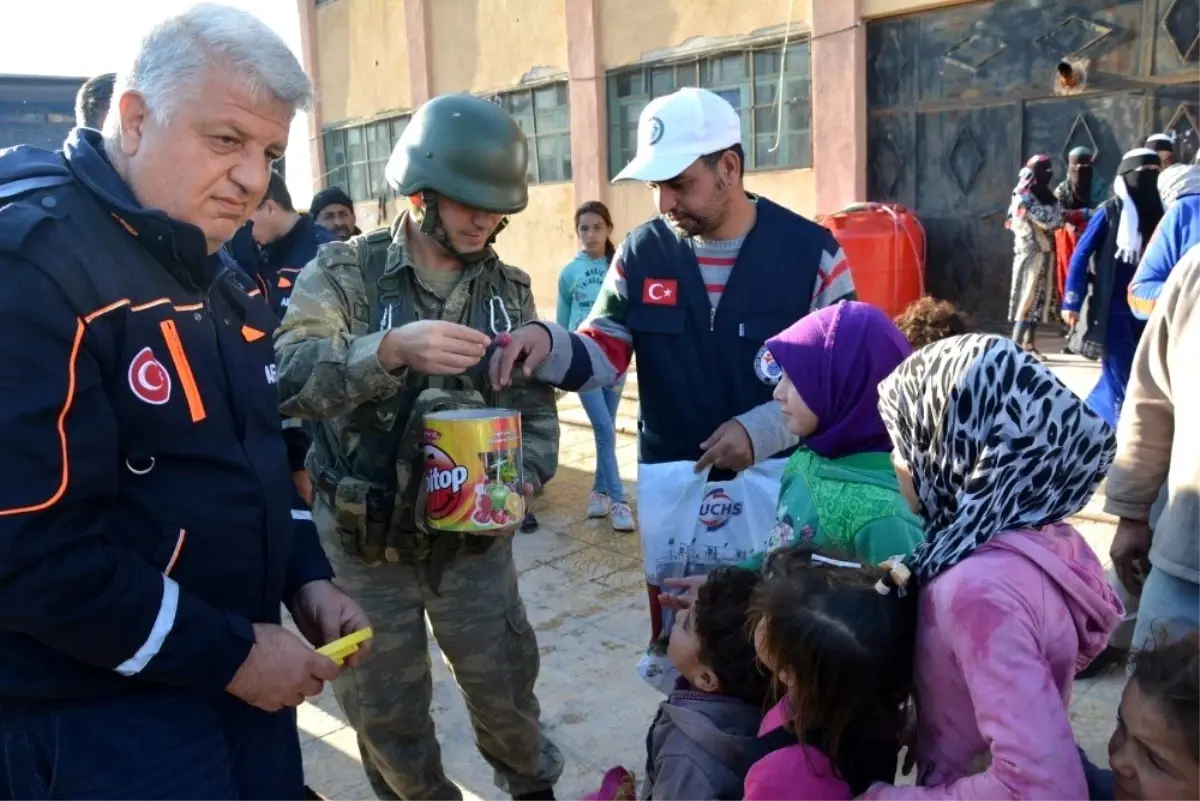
{"left": 301, "top": 350, "right": 1126, "bottom": 800}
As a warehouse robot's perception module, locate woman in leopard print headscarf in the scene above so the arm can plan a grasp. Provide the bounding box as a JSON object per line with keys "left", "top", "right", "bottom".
{"left": 861, "top": 334, "right": 1125, "bottom": 800}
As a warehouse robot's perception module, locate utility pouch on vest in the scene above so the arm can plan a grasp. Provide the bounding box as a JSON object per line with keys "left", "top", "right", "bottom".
{"left": 318, "top": 468, "right": 395, "bottom": 566}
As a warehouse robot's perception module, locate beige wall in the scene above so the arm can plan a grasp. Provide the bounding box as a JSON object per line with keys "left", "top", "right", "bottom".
{"left": 598, "top": 0, "right": 809, "bottom": 68}
{"left": 862, "top": 0, "right": 979, "bottom": 19}
{"left": 495, "top": 184, "right": 580, "bottom": 318}
{"left": 315, "top": 0, "right": 411, "bottom": 125}
{"left": 429, "top": 0, "right": 569, "bottom": 95}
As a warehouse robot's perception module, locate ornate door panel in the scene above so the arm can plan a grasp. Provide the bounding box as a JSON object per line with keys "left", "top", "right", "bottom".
{"left": 867, "top": 0, "right": 1200, "bottom": 322}
{"left": 1023, "top": 93, "right": 1147, "bottom": 186}
{"left": 1152, "top": 84, "right": 1200, "bottom": 163}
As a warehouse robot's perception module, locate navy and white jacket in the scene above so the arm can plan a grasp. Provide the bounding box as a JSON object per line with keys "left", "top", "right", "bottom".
{"left": 0, "top": 128, "right": 332, "bottom": 700}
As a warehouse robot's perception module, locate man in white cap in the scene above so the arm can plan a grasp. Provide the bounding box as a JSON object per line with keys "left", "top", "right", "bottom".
{"left": 489, "top": 87, "right": 855, "bottom": 680}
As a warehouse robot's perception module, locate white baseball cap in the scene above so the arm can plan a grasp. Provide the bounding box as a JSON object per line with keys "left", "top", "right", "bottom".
{"left": 613, "top": 87, "right": 743, "bottom": 183}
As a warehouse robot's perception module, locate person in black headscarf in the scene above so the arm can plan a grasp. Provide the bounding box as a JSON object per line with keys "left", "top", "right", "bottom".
{"left": 1006, "top": 154, "right": 1065, "bottom": 355}
{"left": 1052, "top": 147, "right": 1107, "bottom": 342}
{"left": 1062, "top": 148, "right": 1164, "bottom": 426}
{"left": 1146, "top": 133, "right": 1177, "bottom": 169}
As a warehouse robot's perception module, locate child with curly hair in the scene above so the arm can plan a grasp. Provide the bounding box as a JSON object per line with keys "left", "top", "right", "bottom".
{"left": 893, "top": 296, "right": 974, "bottom": 349}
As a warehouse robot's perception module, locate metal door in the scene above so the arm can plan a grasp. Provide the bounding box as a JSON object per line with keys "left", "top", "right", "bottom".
{"left": 867, "top": 0, "right": 1199, "bottom": 321}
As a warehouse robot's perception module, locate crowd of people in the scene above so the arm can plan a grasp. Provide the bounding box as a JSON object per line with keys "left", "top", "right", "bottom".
{"left": 1005, "top": 133, "right": 1200, "bottom": 429}
{"left": 0, "top": 3, "right": 1196, "bottom": 801}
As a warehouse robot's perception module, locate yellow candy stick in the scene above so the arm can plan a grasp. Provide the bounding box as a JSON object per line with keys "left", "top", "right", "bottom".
{"left": 316, "top": 627, "right": 374, "bottom": 665}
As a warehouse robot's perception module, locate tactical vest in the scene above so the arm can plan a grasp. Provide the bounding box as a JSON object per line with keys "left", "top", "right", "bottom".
{"left": 312, "top": 228, "right": 516, "bottom": 589}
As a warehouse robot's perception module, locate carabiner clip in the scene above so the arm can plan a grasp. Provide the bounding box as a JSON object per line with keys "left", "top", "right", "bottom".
{"left": 488, "top": 295, "right": 512, "bottom": 344}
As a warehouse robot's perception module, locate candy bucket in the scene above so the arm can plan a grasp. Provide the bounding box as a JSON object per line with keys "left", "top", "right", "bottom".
{"left": 423, "top": 409, "right": 524, "bottom": 533}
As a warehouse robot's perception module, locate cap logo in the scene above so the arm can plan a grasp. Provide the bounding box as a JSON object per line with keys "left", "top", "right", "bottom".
{"left": 648, "top": 117, "right": 665, "bottom": 146}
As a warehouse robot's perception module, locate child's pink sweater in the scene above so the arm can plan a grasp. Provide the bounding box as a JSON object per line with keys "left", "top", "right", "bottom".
{"left": 862, "top": 525, "right": 1123, "bottom": 800}
{"left": 743, "top": 700, "right": 851, "bottom": 801}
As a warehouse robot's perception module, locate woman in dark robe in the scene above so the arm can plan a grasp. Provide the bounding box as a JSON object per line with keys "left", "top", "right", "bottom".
{"left": 1053, "top": 147, "right": 1107, "bottom": 309}
{"left": 1062, "top": 148, "right": 1164, "bottom": 426}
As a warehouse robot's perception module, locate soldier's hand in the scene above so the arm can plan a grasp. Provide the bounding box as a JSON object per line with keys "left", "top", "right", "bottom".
{"left": 489, "top": 324, "right": 552, "bottom": 390}
{"left": 379, "top": 320, "right": 492, "bottom": 375}
{"left": 226, "top": 623, "right": 341, "bottom": 712}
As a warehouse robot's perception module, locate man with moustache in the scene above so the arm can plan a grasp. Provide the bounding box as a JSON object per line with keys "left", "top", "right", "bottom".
{"left": 310, "top": 185, "right": 360, "bottom": 241}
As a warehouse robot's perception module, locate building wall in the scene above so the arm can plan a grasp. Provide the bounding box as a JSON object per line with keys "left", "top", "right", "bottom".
{"left": 428, "top": 0, "right": 569, "bottom": 96}
{"left": 314, "top": 0, "right": 410, "bottom": 125}
{"left": 304, "top": 0, "right": 974, "bottom": 316}
{"left": 596, "top": 0, "right": 809, "bottom": 69}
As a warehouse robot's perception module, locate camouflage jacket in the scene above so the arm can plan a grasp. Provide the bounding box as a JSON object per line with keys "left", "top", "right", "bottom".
{"left": 273, "top": 215, "right": 559, "bottom": 494}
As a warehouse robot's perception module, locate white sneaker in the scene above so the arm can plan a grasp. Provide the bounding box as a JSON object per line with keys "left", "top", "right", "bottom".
{"left": 610, "top": 501, "right": 635, "bottom": 532}
{"left": 586, "top": 492, "right": 611, "bottom": 519}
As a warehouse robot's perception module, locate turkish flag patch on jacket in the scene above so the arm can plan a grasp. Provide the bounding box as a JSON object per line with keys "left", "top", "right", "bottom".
{"left": 642, "top": 278, "right": 678, "bottom": 306}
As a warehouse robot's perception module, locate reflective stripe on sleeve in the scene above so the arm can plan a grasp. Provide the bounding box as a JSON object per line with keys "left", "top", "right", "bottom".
{"left": 115, "top": 575, "right": 180, "bottom": 676}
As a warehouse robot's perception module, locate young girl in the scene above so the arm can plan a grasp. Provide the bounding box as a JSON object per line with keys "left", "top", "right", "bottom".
{"left": 664, "top": 301, "right": 922, "bottom": 601}
{"left": 745, "top": 546, "right": 917, "bottom": 800}
{"left": 751, "top": 300, "right": 923, "bottom": 567}
{"left": 866, "top": 333, "right": 1125, "bottom": 800}
{"left": 556, "top": 201, "right": 633, "bottom": 531}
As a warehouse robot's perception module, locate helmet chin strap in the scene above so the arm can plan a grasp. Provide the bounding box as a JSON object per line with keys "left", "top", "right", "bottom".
{"left": 412, "top": 190, "right": 508, "bottom": 265}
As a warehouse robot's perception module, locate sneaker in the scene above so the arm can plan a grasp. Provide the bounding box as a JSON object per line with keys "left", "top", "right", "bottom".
{"left": 610, "top": 501, "right": 635, "bottom": 532}
{"left": 520, "top": 512, "right": 539, "bottom": 533}
{"left": 586, "top": 492, "right": 611, "bottom": 519}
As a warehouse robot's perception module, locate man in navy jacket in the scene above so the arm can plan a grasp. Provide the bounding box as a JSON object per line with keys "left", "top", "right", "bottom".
{"left": 228, "top": 168, "right": 334, "bottom": 320}
{"left": 0, "top": 6, "right": 368, "bottom": 798}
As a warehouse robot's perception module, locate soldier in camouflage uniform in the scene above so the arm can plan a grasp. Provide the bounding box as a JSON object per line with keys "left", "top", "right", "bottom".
{"left": 274, "top": 94, "right": 563, "bottom": 801}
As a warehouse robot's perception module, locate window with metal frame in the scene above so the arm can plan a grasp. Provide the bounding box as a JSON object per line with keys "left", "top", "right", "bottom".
{"left": 605, "top": 41, "right": 811, "bottom": 179}
{"left": 489, "top": 82, "right": 572, "bottom": 185}
{"left": 320, "top": 113, "right": 412, "bottom": 202}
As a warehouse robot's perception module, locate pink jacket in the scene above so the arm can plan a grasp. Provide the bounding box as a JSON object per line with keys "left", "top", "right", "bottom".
{"left": 744, "top": 700, "right": 852, "bottom": 801}
{"left": 862, "top": 524, "right": 1123, "bottom": 800}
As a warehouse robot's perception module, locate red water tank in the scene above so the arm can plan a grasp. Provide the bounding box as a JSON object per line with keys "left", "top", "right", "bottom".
{"left": 820, "top": 203, "right": 926, "bottom": 320}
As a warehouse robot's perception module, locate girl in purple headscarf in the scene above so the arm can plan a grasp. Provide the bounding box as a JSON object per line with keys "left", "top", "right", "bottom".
{"left": 739, "top": 301, "right": 924, "bottom": 569}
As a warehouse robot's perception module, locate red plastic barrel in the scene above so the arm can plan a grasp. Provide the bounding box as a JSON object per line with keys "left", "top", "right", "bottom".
{"left": 820, "top": 202, "right": 926, "bottom": 319}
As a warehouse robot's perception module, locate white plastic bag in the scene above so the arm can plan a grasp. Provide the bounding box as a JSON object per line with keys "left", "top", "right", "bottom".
{"left": 634, "top": 459, "right": 787, "bottom": 693}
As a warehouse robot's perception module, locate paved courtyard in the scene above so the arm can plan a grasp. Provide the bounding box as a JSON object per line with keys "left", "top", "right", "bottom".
{"left": 301, "top": 353, "right": 1126, "bottom": 799}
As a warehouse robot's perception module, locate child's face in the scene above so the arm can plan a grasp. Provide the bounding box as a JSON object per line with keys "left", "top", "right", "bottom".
{"left": 667, "top": 605, "right": 720, "bottom": 693}
{"left": 1109, "top": 680, "right": 1200, "bottom": 801}
{"left": 891, "top": 450, "right": 921, "bottom": 514}
{"left": 577, "top": 211, "right": 610, "bottom": 258}
{"left": 773, "top": 373, "right": 819, "bottom": 437}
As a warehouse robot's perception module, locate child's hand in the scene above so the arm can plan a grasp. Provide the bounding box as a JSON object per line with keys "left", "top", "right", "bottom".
{"left": 661, "top": 575, "right": 708, "bottom": 610}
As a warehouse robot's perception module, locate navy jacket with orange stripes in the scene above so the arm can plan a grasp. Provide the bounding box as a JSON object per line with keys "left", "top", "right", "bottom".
{"left": 0, "top": 129, "right": 333, "bottom": 699}
{"left": 225, "top": 214, "right": 331, "bottom": 321}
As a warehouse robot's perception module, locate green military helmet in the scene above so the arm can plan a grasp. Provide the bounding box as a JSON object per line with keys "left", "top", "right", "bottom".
{"left": 386, "top": 93, "right": 529, "bottom": 215}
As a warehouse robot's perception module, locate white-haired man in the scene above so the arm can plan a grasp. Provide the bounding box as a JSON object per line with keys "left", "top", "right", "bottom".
{"left": 0, "top": 4, "right": 367, "bottom": 797}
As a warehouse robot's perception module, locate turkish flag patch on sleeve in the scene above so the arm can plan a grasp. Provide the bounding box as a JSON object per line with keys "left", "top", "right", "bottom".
{"left": 642, "top": 278, "right": 678, "bottom": 306}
